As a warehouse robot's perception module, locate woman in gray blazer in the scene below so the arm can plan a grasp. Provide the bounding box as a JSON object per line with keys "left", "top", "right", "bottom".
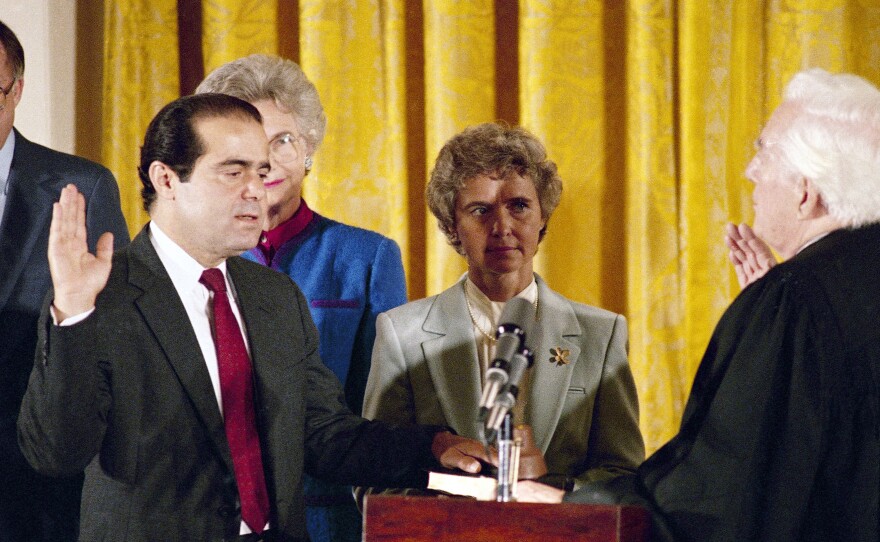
{"left": 363, "top": 123, "right": 644, "bottom": 490}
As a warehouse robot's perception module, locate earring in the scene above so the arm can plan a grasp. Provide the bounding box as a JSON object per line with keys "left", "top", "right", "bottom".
{"left": 304, "top": 156, "right": 313, "bottom": 171}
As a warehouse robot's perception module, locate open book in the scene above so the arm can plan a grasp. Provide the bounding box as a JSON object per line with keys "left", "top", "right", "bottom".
{"left": 427, "top": 471, "right": 497, "bottom": 501}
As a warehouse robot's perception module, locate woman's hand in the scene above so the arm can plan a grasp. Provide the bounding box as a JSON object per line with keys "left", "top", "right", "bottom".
{"left": 514, "top": 424, "right": 548, "bottom": 480}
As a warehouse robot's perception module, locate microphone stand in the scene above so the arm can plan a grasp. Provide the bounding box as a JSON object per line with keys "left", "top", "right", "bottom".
{"left": 496, "top": 413, "right": 513, "bottom": 502}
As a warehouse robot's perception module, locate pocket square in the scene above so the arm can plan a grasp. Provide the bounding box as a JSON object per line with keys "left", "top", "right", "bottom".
{"left": 310, "top": 299, "right": 360, "bottom": 309}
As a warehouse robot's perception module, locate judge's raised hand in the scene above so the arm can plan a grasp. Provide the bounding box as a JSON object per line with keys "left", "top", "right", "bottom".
{"left": 49, "top": 184, "right": 115, "bottom": 321}
{"left": 724, "top": 222, "right": 775, "bottom": 289}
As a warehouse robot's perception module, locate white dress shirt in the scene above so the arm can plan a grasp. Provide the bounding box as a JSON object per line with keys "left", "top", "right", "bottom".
{"left": 148, "top": 222, "right": 251, "bottom": 414}
{"left": 464, "top": 275, "right": 537, "bottom": 422}
{"left": 150, "top": 223, "right": 266, "bottom": 535}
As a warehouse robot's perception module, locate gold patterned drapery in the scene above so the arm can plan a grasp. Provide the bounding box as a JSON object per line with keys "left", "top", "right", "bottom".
{"left": 92, "top": 0, "right": 880, "bottom": 453}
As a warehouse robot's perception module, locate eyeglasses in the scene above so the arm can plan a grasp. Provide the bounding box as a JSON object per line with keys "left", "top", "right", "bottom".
{"left": 269, "top": 133, "right": 304, "bottom": 165}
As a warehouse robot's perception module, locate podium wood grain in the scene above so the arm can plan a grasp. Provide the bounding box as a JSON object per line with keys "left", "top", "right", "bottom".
{"left": 363, "top": 495, "right": 649, "bottom": 542}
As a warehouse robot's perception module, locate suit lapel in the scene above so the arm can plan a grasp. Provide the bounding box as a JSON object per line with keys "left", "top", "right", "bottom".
{"left": 525, "top": 277, "right": 581, "bottom": 453}
{"left": 127, "top": 228, "right": 234, "bottom": 472}
{"left": 422, "top": 280, "right": 484, "bottom": 440}
{"left": 0, "top": 132, "right": 66, "bottom": 311}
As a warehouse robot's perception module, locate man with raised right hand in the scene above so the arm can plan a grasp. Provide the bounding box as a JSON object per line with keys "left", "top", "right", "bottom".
{"left": 18, "top": 93, "right": 486, "bottom": 542}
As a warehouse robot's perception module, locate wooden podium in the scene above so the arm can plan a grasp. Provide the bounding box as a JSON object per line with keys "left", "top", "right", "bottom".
{"left": 363, "top": 494, "right": 649, "bottom": 542}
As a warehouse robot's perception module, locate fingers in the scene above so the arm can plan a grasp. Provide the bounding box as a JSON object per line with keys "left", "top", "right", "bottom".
{"left": 747, "top": 237, "right": 775, "bottom": 262}
{"left": 52, "top": 185, "right": 86, "bottom": 248}
{"left": 725, "top": 222, "right": 778, "bottom": 289}
{"left": 514, "top": 480, "right": 565, "bottom": 504}
{"left": 733, "top": 267, "right": 748, "bottom": 289}
{"left": 95, "top": 232, "right": 115, "bottom": 264}
{"left": 432, "top": 432, "right": 490, "bottom": 474}
{"left": 60, "top": 184, "right": 83, "bottom": 239}
{"left": 736, "top": 222, "right": 757, "bottom": 242}
{"left": 724, "top": 222, "right": 742, "bottom": 245}
{"left": 449, "top": 453, "right": 482, "bottom": 474}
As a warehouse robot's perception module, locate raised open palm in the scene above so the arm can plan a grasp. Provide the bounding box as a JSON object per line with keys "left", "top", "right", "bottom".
{"left": 725, "top": 222, "right": 776, "bottom": 289}
{"left": 48, "top": 184, "right": 115, "bottom": 321}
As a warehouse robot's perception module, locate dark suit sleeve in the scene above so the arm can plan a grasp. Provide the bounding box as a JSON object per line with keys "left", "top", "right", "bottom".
{"left": 293, "top": 284, "right": 441, "bottom": 489}
{"left": 17, "top": 301, "right": 112, "bottom": 477}
{"left": 82, "top": 166, "right": 130, "bottom": 250}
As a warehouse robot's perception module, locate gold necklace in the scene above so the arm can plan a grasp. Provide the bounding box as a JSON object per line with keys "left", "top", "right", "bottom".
{"left": 463, "top": 282, "right": 538, "bottom": 343}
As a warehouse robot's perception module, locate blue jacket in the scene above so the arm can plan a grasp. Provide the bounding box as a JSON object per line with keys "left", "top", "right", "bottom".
{"left": 242, "top": 214, "right": 407, "bottom": 413}
{"left": 242, "top": 213, "right": 406, "bottom": 542}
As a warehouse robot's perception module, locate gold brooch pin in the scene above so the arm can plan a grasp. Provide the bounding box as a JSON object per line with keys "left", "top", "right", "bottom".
{"left": 550, "top": 347, "right": 570, "bottom": 366}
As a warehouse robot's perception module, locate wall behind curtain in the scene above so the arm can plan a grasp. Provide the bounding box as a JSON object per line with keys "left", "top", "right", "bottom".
{"left": 87, "top": 0, "right": 880, "bottom": 453}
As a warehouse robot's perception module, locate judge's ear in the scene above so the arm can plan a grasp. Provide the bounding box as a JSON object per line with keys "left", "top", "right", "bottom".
{"left": 796, "top": 176, "right": 827, "bottom": 220}
{"left": 148, "top": 161, "right": 180, "bottom": 202}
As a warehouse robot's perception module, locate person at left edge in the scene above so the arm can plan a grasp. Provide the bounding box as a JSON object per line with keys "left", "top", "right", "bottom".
{"left": 196, "top": 55, "right": 408, "bottom": 542}
{"left": 17, "top": 93, "right": 487, "bottom": 542}
{"left": 0, "top": 19, "right": 129, "bottom": 542}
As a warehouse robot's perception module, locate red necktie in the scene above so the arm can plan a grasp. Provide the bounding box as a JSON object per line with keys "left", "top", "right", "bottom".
{"left": 200, "top": 268, "right": 269, "bottom": 533}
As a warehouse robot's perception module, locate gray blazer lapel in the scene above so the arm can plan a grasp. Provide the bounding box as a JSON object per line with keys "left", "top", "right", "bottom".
{"left": 525, "top": 276, "right": 582, "bottom": 453}
{"left": 0, "top": 135, "right": 66, "bottom": 311}
{"left": 127, "top": 228, "right": 234, "bottom": 472}
{"left": 422, "top": 280, "right": 484, "bottom": 440}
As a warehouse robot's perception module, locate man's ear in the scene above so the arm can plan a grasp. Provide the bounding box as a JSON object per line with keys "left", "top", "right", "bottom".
{"left": 797, "top": 177, "right": 826, "bottom": 220}
{"left": 149, "top": 161, "right": 180, "bottom": 202}
{"left": 10, "top": 77, "right": 23, "bottom": 108}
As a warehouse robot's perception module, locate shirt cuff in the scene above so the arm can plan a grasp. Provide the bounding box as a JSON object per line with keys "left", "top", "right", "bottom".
{"left": 51, "top": 305, "right": 95, "bottom": 326}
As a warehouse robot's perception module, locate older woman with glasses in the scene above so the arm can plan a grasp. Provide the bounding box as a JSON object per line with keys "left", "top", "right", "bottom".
{"left": 197, "top": 55, "right": 407, "bottom": 542}
{"left": 363, "top": 123, "right": 644, "bottom": 492}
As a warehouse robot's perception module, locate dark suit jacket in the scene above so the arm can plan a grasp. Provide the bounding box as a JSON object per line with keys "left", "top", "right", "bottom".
{"left": 0, "top": 129, "right": 128, "bottom": 541}
{"left": 568, "top": 224, "right": 880, "bottom": 542}
{"left": 18, "top": 226, "right": 440, "bottom": 542}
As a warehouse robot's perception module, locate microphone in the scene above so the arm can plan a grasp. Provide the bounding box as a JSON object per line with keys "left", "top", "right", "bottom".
{"left": 484, "top": 348, "right": 534, "bottom": 444}
{"left": 477, "top": 297, "right": 535, "bottom": 423}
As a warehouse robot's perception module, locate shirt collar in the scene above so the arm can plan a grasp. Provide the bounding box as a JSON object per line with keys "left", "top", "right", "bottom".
{"left": 258, "top": 198, "right": 316, "bottom": 260}
{"left": 797, "top": 231, "right": 832, "bottom": 254}
{"left": 149, "top": 221, "right": 228, "bottom": 292}
{"left": 464, "top": 275, "right": 538, "bottom": 325}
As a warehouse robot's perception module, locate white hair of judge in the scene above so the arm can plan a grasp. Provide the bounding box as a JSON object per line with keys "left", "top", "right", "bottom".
{"left": 774, "top": 68, "right": 880, "bottom": 227}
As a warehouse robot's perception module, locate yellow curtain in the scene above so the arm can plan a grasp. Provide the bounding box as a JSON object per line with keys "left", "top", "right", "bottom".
{"left": 98, "top": 0, "right": 880, "bottom": 453}
{"left": 519, "top": 1, "right": 621, "bottom": 311}
{"left": 102, "top": 0, "right": 181, "bottom": 239}
{"left": 201, "top": 0, "right": 278, "bottom": 72}
{"left": 299, "top": 0, "right": 412, "bottom": 288}
{"left": 624, "top": 0, "right": 685, "bottom": 450}
{"left": 423, "top": 0, "right": 497, "bottom": 295}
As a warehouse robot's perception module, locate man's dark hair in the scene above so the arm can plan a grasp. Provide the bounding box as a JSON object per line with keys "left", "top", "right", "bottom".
{"left": 0, "top": 20, "right": 25, "bottom": 80}
{"left": 138, "top": 93, "right": 262, "bottom": 212}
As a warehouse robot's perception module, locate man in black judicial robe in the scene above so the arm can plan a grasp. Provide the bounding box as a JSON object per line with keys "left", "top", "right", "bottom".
{"left": 519, "top": 68, "right": 880, "bottom": 542}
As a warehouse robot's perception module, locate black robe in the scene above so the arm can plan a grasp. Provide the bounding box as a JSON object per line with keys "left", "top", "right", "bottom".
{"left": 569, "top": 224, "right": 880, "bottom": 541}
